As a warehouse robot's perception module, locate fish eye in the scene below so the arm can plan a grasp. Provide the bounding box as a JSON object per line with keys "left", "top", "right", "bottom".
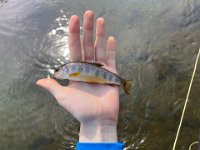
{"left": 54, "top": 68, "right": 59, "bottom": 72}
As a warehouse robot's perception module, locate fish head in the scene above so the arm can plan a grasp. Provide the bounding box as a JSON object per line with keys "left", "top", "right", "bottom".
{"left": 54, "top": 65, "right": 69, "bottom": 79}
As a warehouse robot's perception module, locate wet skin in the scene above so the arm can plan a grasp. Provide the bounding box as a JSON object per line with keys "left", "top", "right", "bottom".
{"left": 37, "top": 10, "right": 119, "bottom": 142}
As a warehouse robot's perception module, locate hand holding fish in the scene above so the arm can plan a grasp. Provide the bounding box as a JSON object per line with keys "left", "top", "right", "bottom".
{"left": 36, "top": 10, "right": 130, "bottom": 142}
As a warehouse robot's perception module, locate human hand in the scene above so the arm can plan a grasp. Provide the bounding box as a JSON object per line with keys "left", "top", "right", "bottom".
{"left": 36, "top": 10, "right": 119, "bottom": 142}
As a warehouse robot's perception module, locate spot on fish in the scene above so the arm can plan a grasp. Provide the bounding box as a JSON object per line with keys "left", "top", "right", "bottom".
{"left": 115, "top": 77, "right": 120, "bottom": 83}
{"left": 99, "top": 70, "right": 104, "bottom": 77}
{"left": 112, "top": 76, "right": 117, "bottom": 82}
{"left": 71, "top": 65, "right": 76, "bottom": 71}
{"left": 109, "top": 74, "right": 113, "bottom": 81}
{"left": 103, "top": 72, "right": 107, "bottom": 79}
{"left": 90, "top": 66, "right": 95, "bottom": 71}
{"left": 95, "top": 70, "right": 100, "bottom": 76}
{"left": 78, "top": 66, "right": 83, "bottom": 72}
{"left": 85, "top": 66, "right": 90, "bottom": 73}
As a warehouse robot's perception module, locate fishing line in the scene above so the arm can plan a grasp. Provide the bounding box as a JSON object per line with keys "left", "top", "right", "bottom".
{"left": 172, "top": 48, "right": 200, "bottom": 150}
{"left": 189, "top": 141, "right": 199, "bottom": 150}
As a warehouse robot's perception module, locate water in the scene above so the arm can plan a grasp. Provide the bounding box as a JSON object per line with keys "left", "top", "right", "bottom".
{"left": 0, "top": 0, "right": 200, "bottom": 149}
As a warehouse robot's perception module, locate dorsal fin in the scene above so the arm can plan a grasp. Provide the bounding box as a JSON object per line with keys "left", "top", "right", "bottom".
{"left": 84, "top": 62, "right": 104, "bottom": 67}
{"left": 70, "top": 61, "right": 104, "bottom": 67}
{"left": 56, "top": 61, "right": 104, "bottom": 69}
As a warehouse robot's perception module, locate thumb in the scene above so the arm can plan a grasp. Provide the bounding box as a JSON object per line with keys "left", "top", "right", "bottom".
{"left": 36, "top": 78, "right": 64, "bottom": 98}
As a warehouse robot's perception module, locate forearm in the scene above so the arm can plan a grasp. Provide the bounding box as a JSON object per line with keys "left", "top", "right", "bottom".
{"left": 79, "top": 120, "right": 118, "bottom": 142}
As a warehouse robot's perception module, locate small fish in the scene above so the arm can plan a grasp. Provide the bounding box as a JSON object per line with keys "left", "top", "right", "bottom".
{"left": 54, "top": 62, "right": 132, "bottom": 95}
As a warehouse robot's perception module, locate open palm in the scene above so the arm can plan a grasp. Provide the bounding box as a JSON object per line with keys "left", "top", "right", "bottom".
{"left": 36, "top": 11, "right": 119, "bottom": 137}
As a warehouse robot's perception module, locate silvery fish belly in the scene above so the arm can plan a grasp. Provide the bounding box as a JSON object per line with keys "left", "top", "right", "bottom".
{"left": 54, "top": 62, "right": 121, "bottom": 85}
{"left": 54, "top": 61, "right": 132, "bottom": 95}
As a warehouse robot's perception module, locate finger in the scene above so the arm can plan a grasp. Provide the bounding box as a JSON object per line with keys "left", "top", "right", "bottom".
{"left": 69, "top": 15, "right": 82, "bottom": 61}
{"left": 95, "top": 18, "right": 106, "bottom": 63}
{"left": 82, "top": 10, "right": 94, "bottom": 61}
{"left": 107, "top": 36, "right": 116, "bottom": 70}
{"left": 36, "top": 78, "right": 65, "bottom": 101}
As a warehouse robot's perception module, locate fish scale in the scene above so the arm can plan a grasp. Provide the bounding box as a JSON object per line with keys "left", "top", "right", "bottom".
{"left": 54, "top": 61, "right": 132, "bottom": 95}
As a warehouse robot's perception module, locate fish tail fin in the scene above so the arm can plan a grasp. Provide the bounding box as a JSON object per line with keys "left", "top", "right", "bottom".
{"left": 122, "top": 80, "right": 133, "bottom": 95}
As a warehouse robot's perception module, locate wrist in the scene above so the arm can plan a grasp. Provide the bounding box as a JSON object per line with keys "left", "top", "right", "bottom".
{"left": 79, "top": 120, "right": 118, "bottom": 142}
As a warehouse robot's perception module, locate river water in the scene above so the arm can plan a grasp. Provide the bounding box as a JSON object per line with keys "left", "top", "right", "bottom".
{"left": 0, "top": 0, "right": 200, "bottom": 149}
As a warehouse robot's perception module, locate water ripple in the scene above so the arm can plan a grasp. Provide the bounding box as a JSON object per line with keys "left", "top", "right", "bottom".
{"left": 0, "top": 0, "right": 8, "bottom": 7}
{"left": 1, "top": 0, "right": 200, "bottom": 149}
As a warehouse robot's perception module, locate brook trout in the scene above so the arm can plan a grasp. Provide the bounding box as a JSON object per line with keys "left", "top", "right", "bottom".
{"left": 54, "top": 62, "right": 132, "bottom": 94}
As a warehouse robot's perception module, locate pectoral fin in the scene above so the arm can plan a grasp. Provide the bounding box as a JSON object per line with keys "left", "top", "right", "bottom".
{"left": 69, "top": 72, "right": 81, "bottom": 77}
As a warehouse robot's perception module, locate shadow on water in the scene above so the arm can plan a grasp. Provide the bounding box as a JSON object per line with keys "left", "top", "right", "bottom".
{"left": 0, "top": 0, "right": 200, "bottom": 149}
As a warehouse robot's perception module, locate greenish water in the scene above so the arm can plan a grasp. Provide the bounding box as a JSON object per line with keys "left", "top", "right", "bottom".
{"left": 0, "top": 0, "right": 200, "bottom": 149}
